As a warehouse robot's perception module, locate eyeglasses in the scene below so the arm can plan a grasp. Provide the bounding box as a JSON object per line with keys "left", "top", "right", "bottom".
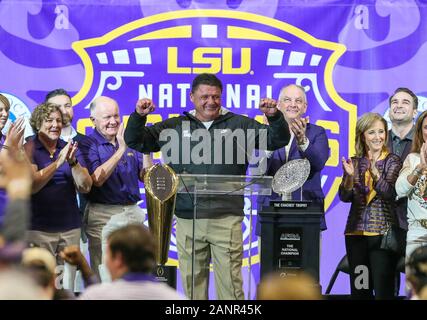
{"left": 281, "top": 97, "right": 305, "bottom": 106}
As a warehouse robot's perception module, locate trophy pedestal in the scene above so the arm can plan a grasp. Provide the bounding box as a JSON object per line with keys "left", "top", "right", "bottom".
{"left": 259, "top": 201, "right": 322, "bottom": 283}
{"left": 152, "top": 265, "right": 177, "bottom": 289}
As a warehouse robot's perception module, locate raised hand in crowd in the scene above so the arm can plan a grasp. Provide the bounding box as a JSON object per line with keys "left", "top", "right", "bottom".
{"left": 3, "top": 117, "right": 26, "bottom": 150}
{"left": 59, "top": 245, "right": 96, "bottom": 287}
{"left": 60, "top": 245, "right": 86, "bottom": 267}
{"left": 259, "top": 98, "right": 279, "bottom": 117}
{"left": 135, "top": 98, "right": 156, "bottom": 116}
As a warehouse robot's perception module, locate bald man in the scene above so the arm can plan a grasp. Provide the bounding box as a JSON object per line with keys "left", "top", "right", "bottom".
{"left": 79, "top": 96, "right": 147, "bottom": 281}
{"left": 257, "top": 84, "right": 329, "bottom": 243}
{"left": 275, "top": 85, "right": 328, "bottom": 219}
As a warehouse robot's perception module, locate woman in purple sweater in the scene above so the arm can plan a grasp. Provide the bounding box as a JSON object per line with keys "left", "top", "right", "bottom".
{"left": 340, "top": 112, "right": 402, "bottom": 299}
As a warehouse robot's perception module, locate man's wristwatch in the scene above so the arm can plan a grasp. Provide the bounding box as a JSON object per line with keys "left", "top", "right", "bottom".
{"left": 297, "top": 136, "right": 308, "bottom": 146}
{"left": 69, "top": 158, "right": 78, "bottom": 168}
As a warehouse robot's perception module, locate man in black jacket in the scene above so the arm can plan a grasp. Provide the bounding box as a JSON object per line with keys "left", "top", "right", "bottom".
{"left": 124, "top": 73, "right": 290, "bottom": 300}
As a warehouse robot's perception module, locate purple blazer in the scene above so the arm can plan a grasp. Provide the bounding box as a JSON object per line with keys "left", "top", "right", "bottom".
{"left": 257, "top": 123, "right": 330, "bottom": 232}
{"left": 339, "top": 153, "right": 402, "bottom": 234}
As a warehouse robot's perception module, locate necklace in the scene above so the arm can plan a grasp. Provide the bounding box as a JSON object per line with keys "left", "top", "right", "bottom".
{"left": 49, "top": 149, "right": 56, "bottom": 159}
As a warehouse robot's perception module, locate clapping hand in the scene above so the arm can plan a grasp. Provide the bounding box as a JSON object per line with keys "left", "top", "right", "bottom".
{"left": 56, "top": 140, "right": 73, "bottom": 168}
{"left": 420, "top": 143, "right": 427, "bottom": 169}
{"left": 4, "top": 117, "right": 26, "bottom": 149}
{"left": 367, "top": 150, "right": 380, "bottom": 181}
{"left": 66, "top": 140, "right": 79, "bottom": 166}
{"left": 291, "top": 116, "right": 309, "bottom": 145}
{"left": 341, "top": 157, "right": 354, "bottom": 177}
{"left": 116, "top": 122, "right": 127, "bottom": 151}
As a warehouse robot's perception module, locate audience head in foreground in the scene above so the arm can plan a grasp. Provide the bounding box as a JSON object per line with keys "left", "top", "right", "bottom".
{"left": 257, "top": 271, "right": 322, "bottom": 300}
{"left": 406, "top": 245, "right": 427, "bottom": 300}
{"left": 61, "top": 224, "right": 185, "bottom": 300}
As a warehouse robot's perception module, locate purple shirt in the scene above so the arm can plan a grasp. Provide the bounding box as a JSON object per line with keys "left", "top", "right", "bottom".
{"left": 28, "top": 136, "right": 82, "bottom": 232}
{"left": 79, "top": 129, "right": 143, "bottom": 205}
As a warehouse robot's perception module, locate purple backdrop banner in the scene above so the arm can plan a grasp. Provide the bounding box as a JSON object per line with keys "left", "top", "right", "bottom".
{"left": 1, "top": 0, "right": 426, "bottom": 298}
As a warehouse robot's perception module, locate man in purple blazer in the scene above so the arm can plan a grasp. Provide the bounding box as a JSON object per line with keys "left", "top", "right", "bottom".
{"left": 257, "top": 84, "right": 330, "bottom": 233}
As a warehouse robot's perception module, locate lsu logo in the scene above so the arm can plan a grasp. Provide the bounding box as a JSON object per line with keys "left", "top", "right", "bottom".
{"left": 168, "top": 47, "right": 251, "bottom": 74}
{"left": 72, "top": 9, "right": 356, "bottom": 267}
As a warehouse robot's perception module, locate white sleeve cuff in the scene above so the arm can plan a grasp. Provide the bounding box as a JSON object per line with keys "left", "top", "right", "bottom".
{"left": 298, "top": 137, "right": 310, "bottom": 152}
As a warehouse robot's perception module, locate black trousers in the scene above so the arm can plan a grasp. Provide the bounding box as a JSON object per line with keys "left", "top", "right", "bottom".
{"left": 345, "top": 235, "right": 399, "bottom": 300}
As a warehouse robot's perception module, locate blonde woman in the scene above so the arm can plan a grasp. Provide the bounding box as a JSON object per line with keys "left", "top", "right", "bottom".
{"left": 340, "top": 112, "right": 402, "bottom": 299}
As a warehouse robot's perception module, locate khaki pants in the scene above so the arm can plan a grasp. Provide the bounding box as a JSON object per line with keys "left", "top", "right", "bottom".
{"left": 26, "top": 228, "right": 81, "bottom": 291}
{"left": 176, "top": 215, "right": 245, "bottom": 300}
{"left": 84, "top": 202, "right": 145, "bottom": 281}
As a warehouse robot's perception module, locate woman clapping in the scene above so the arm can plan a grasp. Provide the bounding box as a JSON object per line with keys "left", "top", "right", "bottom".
{"left": 340, "top": 112, "right": 402, "bottom": 299}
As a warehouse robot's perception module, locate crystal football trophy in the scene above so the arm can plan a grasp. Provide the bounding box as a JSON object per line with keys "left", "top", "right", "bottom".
{"left": 272, "top": 158, "right": 311, "bottom": 201}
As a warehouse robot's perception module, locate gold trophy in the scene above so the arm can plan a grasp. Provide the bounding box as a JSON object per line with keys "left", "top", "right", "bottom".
{"left": 144, "top": 163, "right": 179, "bottom": 266}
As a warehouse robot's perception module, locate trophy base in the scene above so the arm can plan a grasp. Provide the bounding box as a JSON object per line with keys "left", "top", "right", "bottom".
{"left": 152, "top": 265, "right": 177, "bottom": 289}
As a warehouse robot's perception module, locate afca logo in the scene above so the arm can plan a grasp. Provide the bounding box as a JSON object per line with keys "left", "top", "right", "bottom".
{"left": 71, "top": 9, "right": 356, "bottom": 266}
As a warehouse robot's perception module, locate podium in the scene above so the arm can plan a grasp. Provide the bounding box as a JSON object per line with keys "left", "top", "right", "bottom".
{"left": 258, "top": 201, "right": 323, "bottom": 283}
{"left": 177, "top": 174, "right": 273, "bottom": 300}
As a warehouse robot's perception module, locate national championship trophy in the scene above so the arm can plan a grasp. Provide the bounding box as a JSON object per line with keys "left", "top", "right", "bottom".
{"left": 144, "top": 163, "right": 179, "bottom": 288}
{"left": 259, "top": 158, "right": 323, "bottom": 284}
{"left": 272, "top": 158, "right": 311, "bottom": 201}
